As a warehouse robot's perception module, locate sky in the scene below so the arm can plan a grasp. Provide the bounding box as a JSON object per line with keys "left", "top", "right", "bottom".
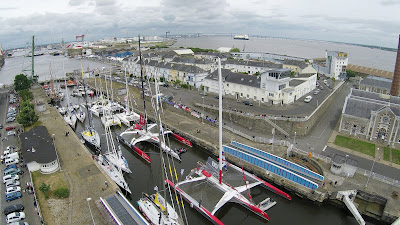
{"left": 1, "top": 0, "right": 400, "bottom": 49}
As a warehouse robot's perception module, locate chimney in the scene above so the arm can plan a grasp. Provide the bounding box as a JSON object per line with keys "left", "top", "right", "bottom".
{"left": 390, "top": 35, "right": 400, "bottom": 96}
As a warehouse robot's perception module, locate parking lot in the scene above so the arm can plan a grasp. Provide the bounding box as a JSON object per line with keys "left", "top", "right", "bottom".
{"left": 0, "top": 90, "right": 42, "bottom": 225}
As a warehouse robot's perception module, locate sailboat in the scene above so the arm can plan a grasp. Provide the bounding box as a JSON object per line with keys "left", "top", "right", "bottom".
{"left": 62, "top": 63, "right": 77, "bottom": 129}
{"left": 80, "top": 64, "right": 101, "bottom": 150}
{"left": 95, "top": 124, "right": 131, "bottom": 193}
{"left": 101, "top": 69, "right": 121, "bottom": 127}
{"left": 117, "top": 37, "right": 191, "bottom": 163}
{"left": 166, "top": 58, "right": 292, "bottom": 224}
{"left": 116, "top": 69, "right": 140, "bottom": 126}
{"left": 137, "top": 66, "right": 185, "bottom": 225}
{"left": 76, "top": 106, "right": 86, "bottom": 123}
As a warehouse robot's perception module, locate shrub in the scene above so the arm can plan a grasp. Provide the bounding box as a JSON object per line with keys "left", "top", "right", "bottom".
{"left": 39, "top": 183, "right": 50, "bottom": 199}
{"left": 54, "top": 187, "right": 69, "bottom": 199}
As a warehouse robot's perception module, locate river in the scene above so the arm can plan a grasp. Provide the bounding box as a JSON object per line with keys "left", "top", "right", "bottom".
{"left": 173, "top": 36, "right": 397, "bottom": 72}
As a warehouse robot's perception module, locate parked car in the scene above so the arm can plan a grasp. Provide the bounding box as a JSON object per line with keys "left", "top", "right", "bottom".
{"left": 6, "top": 117, "right": 15, "bottom": 123}
{"left": 6, "top": 126, "right": 15, "bottom": 131}
{"left": 313, "top": 90, "right": 320, "bottom": 95}
{"left": 200, "top": 92, "right": 207, "bottom": 96}
{"left": 5, "top": 186, "right": 21, "bottom": 195}
{"left": 5, "top": 180, "right": 20, "bottom": 188}
{"left": 8, "top": 221, "right": 29, "bottom": 225}
{"left": 7, "top": 130, "right": 16, "bottom": 136}
{"left": 6, "top": 211, "right": 25, "bottom": 223}
{"left": 243, "top": 100, "right": 253, "bottom": 106}
{"left": 5, "top": 192, "right": 22, "bottom": 202}
{"left": 0, "top": 124, "right": 3, "bottom": 129}
{"left": 4, "top": 168, "right": 21, "bottom": 176}
{"left": 304, "top": 96, "right": 313, "bottom": 103}
{"left": 3, "top": 204, "right": 24, "bottom": 215}
{"left": 3, "top": 174, "right": 19, "bottom": 184}
{"left": 5, "top": 164, "right": 18, "bottom": 170}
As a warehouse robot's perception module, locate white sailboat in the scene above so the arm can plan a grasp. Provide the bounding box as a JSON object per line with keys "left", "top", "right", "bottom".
{"left": 116, "top": 69, "right": 140, "bottom": 126}
{"left": 101, "top": 70, "right": 121, "bottom": 127}
{"left": 63, "top": 110, "right": 77, "bottom": 129}
{"left": 76, "top": 107, "right": 86, "bottom": 123}
{"left": 80, "top": 63, "right": 101, "bottom": 150}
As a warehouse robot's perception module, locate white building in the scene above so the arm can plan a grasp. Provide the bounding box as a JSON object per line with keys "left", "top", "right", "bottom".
{"left": 203, "top": 68, "right": 316, "bottom": 105}
{"left": 223, "top": 59, "right": 282, "bottom": 75}
{"left": 326, "top": 51, "right": 348, "bottom": 79}
{"left": 20, "top": 126, "right": 60, "bottom": 174}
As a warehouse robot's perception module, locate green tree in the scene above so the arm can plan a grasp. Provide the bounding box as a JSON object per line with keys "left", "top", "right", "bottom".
{"left": 14, "top": 74, "right": 31, "bottom": 92}
{"left": 17, "top": 101, "right": 38, "bottom": 126}
{"left": 19, "top": 89, "right": 33, "bottom": 101}
{"left": 229, "top": 48, "right": 240, "bottom": 52}
{"left": 347, "top": 69, "right": 357, "bottom": 77}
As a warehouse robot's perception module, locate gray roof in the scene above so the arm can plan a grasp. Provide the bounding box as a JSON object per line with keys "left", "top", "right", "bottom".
{"left": 360, "top": 76, "right": 392, "bottom": 90}
{"left": 343, "top": 89, "right": 400, "bottom": 118}
{"left": 20, "top": 126, "right": 58, "bottom": 164}
{"left": 172, "top": 57, "right": 214, "bottom": 64}
{"left": 289, "top": 79, "right": 306, "bottom": 87}
{"left": 224, "top": 59, "right": 282, "bottom": 69}
{"left": 283, "top": 59, "right": 307, "bottom": 69}
{"left": 206, "top": 69, "right": 261, "bottom": 88}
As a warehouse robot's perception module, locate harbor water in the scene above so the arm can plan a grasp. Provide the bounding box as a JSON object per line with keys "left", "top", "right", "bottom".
{"left": 1, "top": 48, "right": 383, "bottom": 224}
{"left": 173, "top": 36, "right": 396, "bottom": 71}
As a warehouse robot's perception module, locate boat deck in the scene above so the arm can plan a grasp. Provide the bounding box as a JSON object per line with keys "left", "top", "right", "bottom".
{"left": 101, "top": 191, "right": 150, "bottom": 225}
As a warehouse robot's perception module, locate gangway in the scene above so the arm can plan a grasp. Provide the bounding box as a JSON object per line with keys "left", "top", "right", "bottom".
{"left": 336, "top": 190, "right": 365, "bottom": 225}
{"left": 262, "top": 116, "right": 290, "bottom": 137}
{"left": 230, "top": 141, "right": 324, "bottom": 182}
{"left": 100, "top": 191, "right": 150, "bottom": 225}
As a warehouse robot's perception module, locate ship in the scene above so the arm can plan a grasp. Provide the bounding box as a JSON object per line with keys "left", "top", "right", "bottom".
{"left": 233, "top": 34, "right": 249, "bottom": 40}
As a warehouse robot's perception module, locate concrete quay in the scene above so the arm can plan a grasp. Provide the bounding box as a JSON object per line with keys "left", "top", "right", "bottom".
{"left": 86, "top": 78, "right": 399, "bottom": 224}
{"left": 31, "top": 86, "right": 119, "bottom": 225}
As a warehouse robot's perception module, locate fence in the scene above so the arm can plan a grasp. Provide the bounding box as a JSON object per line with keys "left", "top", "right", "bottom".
{"left": 357, "top": 167, "right": 400, "bottom": 188}
{"left": 290, "top": 147, "right": 332, "bottom": 164}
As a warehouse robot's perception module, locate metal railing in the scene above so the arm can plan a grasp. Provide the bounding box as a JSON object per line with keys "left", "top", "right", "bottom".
{"left": 357, "top": 167, "right": 400, "bottom": 188}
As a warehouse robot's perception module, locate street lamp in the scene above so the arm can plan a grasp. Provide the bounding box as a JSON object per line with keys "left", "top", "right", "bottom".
{"left": 294, "top": 132, "right": 297, "bottom": 148}
{"left": 202, "top": 96, "right": 205, "bottom": 124}
{"left": 365, "top": 148, "right": 379, "bottom": 188}
{"left": 87, "top": 198, "right": 96, "bottom": 225}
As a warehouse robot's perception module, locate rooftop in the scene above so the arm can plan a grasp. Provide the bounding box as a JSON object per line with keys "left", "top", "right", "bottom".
{"left": 19, "top": 126, "right": 58, "bottom": 164}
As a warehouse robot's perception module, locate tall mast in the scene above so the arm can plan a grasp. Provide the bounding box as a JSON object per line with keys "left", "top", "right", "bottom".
{"left": 81, "top": 61, "right": 92, "bottom": 129}
{"left": 138, "top": 35, "right": 148, "bottom": 131}
{"left": 218, "top": 58, "right": 223, "bottom": 184}
{"left": 124, "top": 68, "right": 130, "bottom": 114}
{"left": 31, "top": 35, "right": 35, "bottom": 82}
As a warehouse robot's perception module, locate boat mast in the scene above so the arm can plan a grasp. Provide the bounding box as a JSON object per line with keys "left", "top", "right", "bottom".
{"left": 218, "top": 57, "right": 223, "bottom": 184}
{"left": 124, "top": 68, "right": 130, "bottom": 114}
{"left": 138, "top": 35, "right": 148, "bottom": 131}
{"left": 81, "top": 61, "right": 92, "bottom": 129}
{"left": 31, "top": 35, "right": 35, "bottom": 82}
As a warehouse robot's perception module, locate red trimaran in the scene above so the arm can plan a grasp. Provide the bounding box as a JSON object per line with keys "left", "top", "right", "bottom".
{"left": 166, "top": 58, "right": 292, "bottom": 224}
{"left": 117, "top": 36, "right": 192, "bottom": 163}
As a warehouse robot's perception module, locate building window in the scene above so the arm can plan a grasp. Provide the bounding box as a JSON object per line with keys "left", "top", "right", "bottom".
{"left": 279, "top": 84, "right": 286, "bottom": 90}
{"left": 262, "top": 98, "right": 264, "bottom": 102}
{"left": 269, "top": 93, "right": 274, "bottom": 97}
{"left": 254, "top": 96, "right": 257, "bottom": 100}
{"left": 360, "top": 126, "right": 366, "bottom": 134}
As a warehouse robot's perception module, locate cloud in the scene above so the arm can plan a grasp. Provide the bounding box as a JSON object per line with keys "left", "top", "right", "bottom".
{"left": 381, "top": 0, "right": 400, "bottom": 5}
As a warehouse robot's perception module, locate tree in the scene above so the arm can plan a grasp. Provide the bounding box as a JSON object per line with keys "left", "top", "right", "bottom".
{"left": 346, "top": 69, "right": 357, "bottom": 78}
{"left": 19, "top": 89, "right": 33, "bottom": 101}
{"left": 229, "top": 48, "right": 240, "bottom": 53}
{"left": 17, "top": 101, "right": 38, "bottom": 126}
{"left": 14, "top": 74, "right": 31, "bottom": 92}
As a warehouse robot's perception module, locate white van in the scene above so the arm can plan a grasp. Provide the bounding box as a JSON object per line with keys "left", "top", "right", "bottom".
{"left": 3, "top": 174, "right": 19, "bottom": 183}
{"left": 5, "top": 158, "right": 19, "bottom": 166}
{"left": 1, "top": 150, "right": 14, "bottom": 159}
{"left": 4, "top": 152, "right": 19, "bottom": 161}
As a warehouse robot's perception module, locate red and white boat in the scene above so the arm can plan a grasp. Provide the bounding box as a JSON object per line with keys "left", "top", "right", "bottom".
{"left": 166, "top": 58, "right": 291, "bottom": 224}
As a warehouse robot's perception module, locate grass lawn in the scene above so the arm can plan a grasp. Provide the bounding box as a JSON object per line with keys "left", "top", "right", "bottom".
{"left": 31, "top": 171, "right": 69, "bottom": 225}
{"left": 334, "top": 135, "right": 375, "bottom": 157}
{"left": 383, "top": 147, "right": 400, "bottom": 165}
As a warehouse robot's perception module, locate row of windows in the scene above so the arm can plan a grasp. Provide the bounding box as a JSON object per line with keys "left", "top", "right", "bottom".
{"left": 41, "top": 160, "right": 57, "bottom": 168}
{"left": 230, "top": 142, "right": 324, "bottom": 181}
{"left": 224, "top": 146, "right": 318, "bottom": 189}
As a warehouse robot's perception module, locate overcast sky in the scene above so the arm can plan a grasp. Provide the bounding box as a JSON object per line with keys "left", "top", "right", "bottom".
{"left": 1, "top": 0, "right": 399, "bottom": 49}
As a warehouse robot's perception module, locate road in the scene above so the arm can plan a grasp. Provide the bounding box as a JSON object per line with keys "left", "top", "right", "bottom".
{"left": 0, "top": 90, "right": 42, "bottom": 225}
